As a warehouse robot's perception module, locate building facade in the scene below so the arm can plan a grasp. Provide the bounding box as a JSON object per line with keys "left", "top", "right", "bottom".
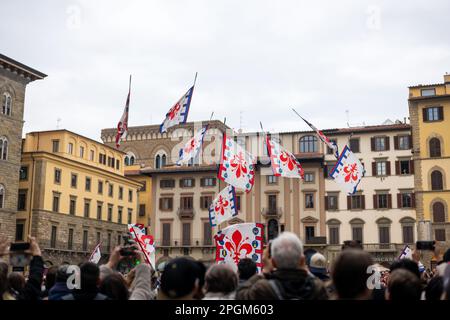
{"left": 18, "top": 130, "right": 141, "bottom": 265}
{"left": 0, "top": 54, "right": 46, "bottom": 241}
{"left": 409, "top": 74, "right": 450, "bottom": 250}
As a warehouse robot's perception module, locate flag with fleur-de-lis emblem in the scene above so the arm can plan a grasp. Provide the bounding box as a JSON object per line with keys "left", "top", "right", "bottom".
{"left": 128, "top": 224, "right": 156, "bottom": 268}
{"left": 208, "top": 185, "right": 238, "bottom": 227}
{"left": 160, "top": 85, "right": 194, "bottom": 133}
{"left": 329, "top": 145, "right": 365, "bottom": 195}
{"left": 177, "top": 125, "right": 208, "bottom": 166}
{"left": 266, "top": 135, "right": 305, "bottom": 179}
{"left": 218, "top": 132, "right": 256, "bottom": 192}
{"left": 215, "top": 223, "right": 264, "bottom": 272}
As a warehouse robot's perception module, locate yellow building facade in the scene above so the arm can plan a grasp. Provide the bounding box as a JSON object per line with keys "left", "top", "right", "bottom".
{"left": 409, "top": 74, "right": 450, "bottom": 247}
{"left": 17, "top": 130, "right": 141, "bottom": 265}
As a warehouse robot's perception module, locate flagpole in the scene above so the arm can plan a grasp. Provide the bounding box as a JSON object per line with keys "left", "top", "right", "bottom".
{"left": 209, "top": 112, "right": 214, "bottom": 121}
{"left": 193, "top": 72, "right": 198, "bottom": 87}
{"left": 128, "top": 74, "right": 132, "bottom": 92}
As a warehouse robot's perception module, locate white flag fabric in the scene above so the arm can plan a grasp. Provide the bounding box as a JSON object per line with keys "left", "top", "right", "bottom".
{"left": 398, "top": 245, "right": 413, "bottom": 260}
{"left": 209, "top": 185, "right": 238, "bottom": 227}
{"left": 266, "top": 136, "right": 305, "bottom": 179}
{"left": 215, "top": 223, "right": 264, "bottom": 273}
{"left": 160, "top": 86, "right": 194, "bottom": 133}
{"left": 218, "top": 132, "right": 256, "bottom": 192}
{"left": 128, "top": 224, "right": 156, "bottom": 268}
{"left": 177, "top": 125, "right": 208, "bottom": 166}
{"left": 329, "top": 145, "right": 365, "bottom": 195}
{"left": 89, "top": 243, "right": 102, "bottom": 264}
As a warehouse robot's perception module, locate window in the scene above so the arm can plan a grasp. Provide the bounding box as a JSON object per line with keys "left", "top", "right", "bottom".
{"left": 17, "top": 190, "right": 27, "bottom": 211}
{"left": 108, "top": 184, "right": 113, "bottom": 197}
{"left": 421, "top": 88, "right": 436, "bottom": 97}
{"left": 267, "top": 175, "right": 277, "bottom": 184}
{"left": 429, "top": 138, "right": 441, "bottom": 157}
{"left": 372, "top": 137, "right": 389, "bottom": 151}
{"left": 99, "top": 153, "right": 106, "bottom": 165}
{"left": 299, "top": 135, "right": 317, "bottom": 153}
{"left": 98, "top": 181, "right": 103, "bottom": 194}
{"left": 128, "top": 190, "right": 133, "bottom": 202}
{"left": 203, "top": 222, "right": 212, "bottom": 245}
{"left": 107, "top": 233, "right": 112, "bottom": 253}
{"left": 304, "top": 173, "right": 314, "bottom": 183}
{"left": 15, "top": 221, "right": 24, "bottom": 241}
{"left": 327, "top": 139, "right": 337, "bottom": 154}
{"left": 326, "top": 194, "right": 338, "bottom": 210}
{"left": 79, "top": 146, "right": 85, "bottom": 158}
{"left": 69, "top": 197, "right": 76, "bottom": 215}
{"left": 2, "top": 92, "right": 12, "bottom": 115}
{"left": 305, "top": 226, "right": 315, "bottom": 241}
{"left": 50, "top": 226, "right": 57, "bottom": 248}
{"left": 423, "top": 106, "right": 443, "bottom": 122}
{"left": 125, "top": 153, "right": 135, "bottom": 166}
{"left": 268, "top": 194, "right": 277, "bottom": 212}
{"left": 160, "top": 197, "right": 173, "bottom": 211}
{"left": 0, "top": 137, "right": 8, "bottom": 160}
{"left": 19, "top": 166, "right": 28, "bottom": 180}
{"left": 127, "top": 209, "right": 132, "bottom": 224}
{"left": 162, "top": 154, "right": 167, "bottom": 167}
{"left": 71, "top": 173, "right": 77, "bottom": 188}
{"left": 182, "top": 223, "right": 191, "bottom": 246}
{"left": 162, "top": 223, "right": 171, "bottom": 246}
{"left": 305, "top": 193, "right": 314, "bottom": 209}
{"left": 180, "top": 178, "right": 195, "bottom": 188}
{"left": 54, "top": 168, "right": 61, "bottom": 184}
{"left": 85, "top": 177, "right": 91, "bottom": 191}
{"left": 108, "top": 205, "right": 113, "bottom": 222}
{"left": 90, "top": 150, "right": 95, "bottom": 161}
{"left": 397, "top": 160, "right": 412, "bottom": 175}
{"left": 349, "top": 138, "right": 360, "bottom": 153}
{"left": 82, "top": 230, "right": 88, "bottom": 251}
{"left": 399, "top": 192, "right": 414, "bottom": 208}
{"left": 139, "top": 204, "right": 146, "bottom": 217}
{"left": 431, "top": 170, "right": 443, "bottom": 190}
{"left": 68, "top": 143, "right": 74, "bottom": 155}
{"left": 68, "top": 228, "right": 74, "bottom": 250}
{"left": 0, "top": 184, "right": 4, "bottom": 209}
{"left": 374, "top": 161, "right": 390, "bottom": 176}
{"left": 352, "top": 226, "right": 363, "bottom": 243}
{"left": 200, "top": 196, "right": 212, "bottom": 210}
{"left": 395, "top": 135, "right": 411, "bottom": 150}
{"left": 140, "top": 182, "right": 146, "bottom": 192}
{"left": 155, "top": 155, "right": 161, "bottom": 169}
{"left": 180, "top": 196, "right": 193, "bottom": 210}
{"left": 96, "top": 232, "right": 101, "bottom": 245}
{"left": 160, "top": 179, "right": 175, "bottom": 188}
{"left": 374, "top": 194, "right": 391, "bottom": 209}
{"left": 435, "top": 230, "right": 446, "bottom": 241}
{"left": 97, "top": 202, "right": 103, "bottom": 220}
{"left": 84, "top": 200, "right": 90, "bottom": 218}
{"left": 348, "top": 195, "right": 364, "bottom": 210}
{"left": 329, "top": 226, "right": 339, "bottom": 245}
{"left": 118, "top": 207, "right": 123, "bottom": 223}
{"left": 201, "top": 177, "right": 216, "bottom": 187}
{"left": 52, "top": 140, "right": 60, "bottom": 153}
{"left": 432, "top": 202, "right": 445, "bottom": 223}
{"left": 116, "top": 159, "right": 120, "bottom": 170}
{"left": 402, "top": 226, "right": 414, "bottom": 244}
{"left": 52, "top": 193, "right": 60, "bottom": 212}
{"left": 325, "top": 162, "right": 337, "bottom": 178}
{"left": 379, "top": 226, "right": 390, "bottom": 244}
{"left": 119, "top": 186, "right": 123, "bottom": 200}
{"left": 236, "top": 195, "right": 241, "bottom": 211}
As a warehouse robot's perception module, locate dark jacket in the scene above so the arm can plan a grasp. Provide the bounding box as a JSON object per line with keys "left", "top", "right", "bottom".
{"left": 48, "top": 282, "right": 72, "bottom": 301}
{"left": 62, "top": 290, "right": 109, "bottom": 301}
{"left": 236, "top": 268, "right": 328, "bottom": 300}
{"left": 17, "top": 256, "right": 45, "bottom": 301}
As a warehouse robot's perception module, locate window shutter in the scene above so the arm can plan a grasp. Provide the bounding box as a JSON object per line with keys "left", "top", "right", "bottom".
{"left": 397, "top": 193, "right": 401, "bottom": 208}
{"left": 385, "top": 137, "right": 390, "bottom": 150}
{"left": 325, "top": 196, "right": 329, "bottom": 210}
{"left": 323, "top": 165, "right": 328, "bottom": 178}
{"left": 361, "top": 196, "right": 366, "bottom": 209}
{"left": 372, "top": 162, "right": 377, "bottom": 176}
{"left": 386, "top": 161, "right": 391, "bottom": 175}
{"left": 394, "top": 136, "right": 399, "bottom": 150}
{"left": 200, "top": 178, "right": 204, "bottom": 187}
{"left": 347, "top": 196, "right": 351, "bottom": 210}
{"left": 191, "top": 179, "right": 195, "bottom": 187}
{"left": 411, "top": 193, "right": 416, "bottom": 208}
{"left": 387, "top": 194, "right": 392, "bottom": 209}
{"left": 373, "top": 195, "right": 378, "bottom": 209}
{"left": 159, "top": 198, "right": 163, "bottom": 210}
{"left": 370, "top": 137, "right": 375, "bottom": 151}
{"left": 438, "top": 106, "right": 444, "bottom": 120}
{"left": 395, "top": 161, "right": 400, "bottom": 175}
{"left": 410, "top": 160, "right": 414, "bottom": 174}
{"left": 407, "top": 135, "right": 412, "bottom": 149}
{"left": 422, "top": 108, "right": 428, "bottom": 121}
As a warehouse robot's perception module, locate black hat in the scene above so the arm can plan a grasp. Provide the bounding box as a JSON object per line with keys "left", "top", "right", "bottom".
{"left": 160, "top": 258, "right": 205, "bottom": 299}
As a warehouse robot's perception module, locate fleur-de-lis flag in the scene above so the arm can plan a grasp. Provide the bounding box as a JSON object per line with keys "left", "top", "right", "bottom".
{"left": 266, "top": 135, "right": 305, "bottom": 179}
{"left": 208, "top": 185, "right": 238, "bottom": 227}
{"left": 177, "top": 125, "right": 208, "bottom": 166}
{"left": 160, "top": 85, "right": 194, "bottom": 133}
{"left": 329, "top": 145, "right": 365, "bottom": 195}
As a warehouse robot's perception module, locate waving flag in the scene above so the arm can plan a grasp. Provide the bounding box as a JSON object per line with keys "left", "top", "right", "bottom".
{"left": 218, "top": 132, "right": 256, "bottom": 192}
{"left": 177, "top": 125, "right": 208, "bottom": 166}
{"left": 115, "top": 76, "right": 131, "bottom": 148}
{"left": 329, "top": 145, "right": 364, "bottom": 195}
{"left": 209, "top": 185, "right": 238, "bottom": 227}
{"left": 398, "top": 245, "right": 412, "bottom": 260}
{"left": 215, "top": 223, "right": 264, "bottom": 273}
{"left": 128, "top": 224, "right": 156, "bottom": 268}
{"left": 160, "top": 85, "right": 194, "bottom": 133}
{"left": 266, "top": 135, "right": 304, "bottom": 179}
{"left": 89, "top": 243, "right": 102, "bottom": 264}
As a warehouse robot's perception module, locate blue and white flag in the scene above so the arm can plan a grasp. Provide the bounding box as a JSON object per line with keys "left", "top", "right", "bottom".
{"left": 177, "top": 125, "right": 208, "bottom": 166}
{"left": 209, "top": 185, "right": 238, "bottom": 227}
{"left": 329, "top": 145, "right": 364, "bottom": 195}
{"left": 160, "top": 86, "right": 194, "bottom": 133}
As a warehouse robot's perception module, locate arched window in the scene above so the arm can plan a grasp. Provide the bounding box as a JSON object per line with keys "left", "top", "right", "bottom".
{"left": 326, "top": 219, "right": 341, "bottom": 245}
{"left": 432, "top": 202, "right": 445, "bottom": 223}
{"left": 399, "top": 217, "right": 415, "bottom": 244}
{"left": 161, "top": 154, "right": 167, "bottom": 167}
{"left": 429, "top": 138, "right": 441, "bottom": 158}
{"left": 0, "top": 184, "right": 4, "bottom": 208}
{"left": 299, "top": 135, "right": 317, "bottom": 153}
{"left": 2, "top": 92, "right": 12, "bottom": 116}
{"left": 376, "top": 218, "right": 392, "bottom": 245}
{"left": 124, "top": 152, "right": 136, "bottom": 166}
{"left": 431, "top": 170, "right": 443, "bottom": 190}
{"left": 0, "top": 137, "right": 8, "bottom": 160}
{"left": 155, "top": 155, "right": 161, "bottom": 169}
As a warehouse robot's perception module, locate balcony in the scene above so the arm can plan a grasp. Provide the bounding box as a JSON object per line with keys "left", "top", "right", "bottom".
{"left": 156, "top": 238, "right": 214, "bottom": 248}
{"left": 177, "top": 207, "right": 195, "bottom": 219}
{"left": 39, "top": 240, "right": 104, "bottom": 254}
{"left": 261, "top": 207, "right": 283, "bottom": 219}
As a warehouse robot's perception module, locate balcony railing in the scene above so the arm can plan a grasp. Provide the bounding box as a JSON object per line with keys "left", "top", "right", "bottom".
{"left": 325, "top": 243, "right": 404, "bottom": 252}
{"left": 177, "top": 208, "right": 195, "bottom": 219}
{"left": 261, "top": 207, "right": 283, "bottom": 218}
{"left": 156, "top": 238, "right": 214, "bottom": 248}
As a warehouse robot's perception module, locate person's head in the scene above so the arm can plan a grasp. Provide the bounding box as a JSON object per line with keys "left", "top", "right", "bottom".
{"left": 425, "top": 276, "right": 443, "bottom": 301}
{"left": 271, "top": 232, "right": 304, "bottom": 270}
{"left": 45, "top": 266, "right": 58, "bottom": 291}
{"left": 99, "top": 273, "right": 129, "bottom": 300}
{"left": 331, "top": 249, "right": 373, "bottom": 300}
{"left": 79, "top": 262, "right": 100, "bottom": 292}
{"left": 386, "top": 269, "right": 422, "bottom": 300}
{"left": 204, "top": 264, "right": 238, "bottom": 295}
{"left": 341, "top": 240, "right": 363, "bottom": 251}
{"left": 390, "top": 259, "right": 420, "bottom": 280}
{"left": 55, "top": 264, "right": 70, "bottom": 283}
{"left": 7, "top": 272, "right": 25, "bottom": 294}
{"left": 159, "top": 258, "right": 206, "bottom": 300}
{"left": 237, "top": 258, "right": 257, "bottom": 281}
{"left": 308, "top": 252, "right": 328, "bottom": 279}
{"left": 443, "top": 249, "right": 450, "bottom": 263}
{"left": 262, "top": 242, "right": 273, "bottom": 273}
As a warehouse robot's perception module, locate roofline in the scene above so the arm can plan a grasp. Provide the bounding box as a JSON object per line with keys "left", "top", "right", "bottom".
{"left": 408, "top": 83, "right": 444, "bottom": 89}
{"left": 25, "top": 129, "right": 126, "bottom": 155}
{"left": 0, "top": 53, "right": 47, "bottom": 80}
{"left": 408, "top": 94, "right": 450, "bottom": 102}
{"left": 140, "top": 165, "right": 219, "bottom": 175}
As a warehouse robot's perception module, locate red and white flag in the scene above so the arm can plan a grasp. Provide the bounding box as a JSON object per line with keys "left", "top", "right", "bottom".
{"left": 329, "top": 145, "right": 364, "bottom": 195}
{"left": 115, "top": 76, "right": 131, "bottom": 148}
{"left": 177, "top": 125, "right": 208, "bottom": 166}
{"left": 128, "top": 224, "right": 156, "bottom": 268}
{"left": 89, "top": 243, "right": 102, "bottom": 264}
{"left": 266, "top": 135, "right": 304, "bottom": 179}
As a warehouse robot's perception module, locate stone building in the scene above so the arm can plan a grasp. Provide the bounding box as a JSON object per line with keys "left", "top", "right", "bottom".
{"left": 0, "top": 53, "right": 46, "bottom": 241}
{"left": 18, "top": 130, "right": 142, "bottom": 265}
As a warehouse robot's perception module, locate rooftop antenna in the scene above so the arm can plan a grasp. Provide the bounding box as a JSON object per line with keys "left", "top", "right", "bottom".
{"left": 56, "top": 118, "right": 61, "bottom": 129}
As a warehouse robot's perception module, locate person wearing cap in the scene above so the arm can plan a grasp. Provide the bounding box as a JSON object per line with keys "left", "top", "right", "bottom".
{"left": 308, "top": 253, "right": 330, "bottom": 281}
{"left": 48, "top": 264, "right": 72, "bottom": 300}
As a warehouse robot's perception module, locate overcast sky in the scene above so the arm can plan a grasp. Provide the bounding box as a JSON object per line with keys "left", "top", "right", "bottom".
{"left": 2, "top": 0, "right": 449, "bottom": 141}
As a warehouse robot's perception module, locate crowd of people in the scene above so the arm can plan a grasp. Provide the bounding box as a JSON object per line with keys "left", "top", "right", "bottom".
{"left": 1, "top": 232, "right": 449, "bottom": 301}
